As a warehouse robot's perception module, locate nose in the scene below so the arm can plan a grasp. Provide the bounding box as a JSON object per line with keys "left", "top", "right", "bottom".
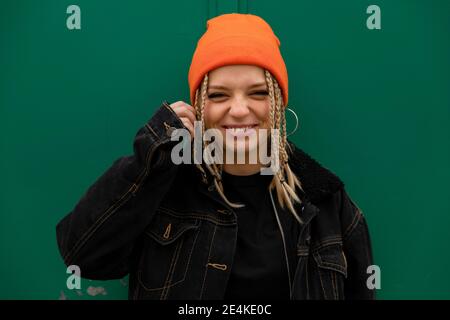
{"left": 228, "top": 97, "right": 250, "bottom": 118}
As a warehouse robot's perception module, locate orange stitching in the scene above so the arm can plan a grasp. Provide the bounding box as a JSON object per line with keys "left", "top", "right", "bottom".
{"left": 64, "top": 140, "right": 162, "bottom": 263}
{"left": 200, "top": 225, "right": 217, "bottom": 298}
{"left": 161, "top": 238, "right": 184, "bottom": 299}
{"left": 342, "top": 251, "right": 348, "bottom": 271}
{"left": 305, "top": 259, "right": 310, "bottom": 299}
{"left": 137, "top": 225, "right": 201, "bottom": 292}
{"left": 331, "top": 271, "right": 337, "bottom": 300}
{"left": 311, "top": 237, "right": 343, "bottom": 252}
{"left": 314, "top": 251, "right": 347, "bottom": 275}
{"left": 137, "top": 270, "right": 183, "bottom": 292}
{"left": 317, "top": 268, "right": 328, "bottom": 299}
{"left": 343, "top": 208, "right": 362, "bottom": 240}
{"left": 145, "top": 224, "right": 198, "bottom": 243}
{"left": 157, "top": 207, "right": 234, "bottom": 226}
{"left": 65, "top": 181, "right": 136, "bottom": 263}
{"left": 163, "top": 101, "right": 184, "bottom": 126}
{"left": 145, "top": 123, "right": 159, "bottom": 139}
{"left": 319, "top": 261, "right": 347, "bottom": 273}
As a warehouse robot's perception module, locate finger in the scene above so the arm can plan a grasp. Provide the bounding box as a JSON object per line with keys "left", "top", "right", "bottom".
{"left": 170, "top": 101, "right": 194, "bottom": 111}
{"left": 172, "top": 102, "right": 196, "bottom": 117}
{"left": 180, "top": 117, "right": 194, "bottom": 139}
{"left": 171, "top": 103, "right": 196, "bottom": 123}
{"left": 182, "top": 104, "right": 197, "bottom": 121}
{"left": 176, "top": 107, "right": 196, "bottom": 124}
{"left": 169, "top": 101, "right": 185, "bottom": 109}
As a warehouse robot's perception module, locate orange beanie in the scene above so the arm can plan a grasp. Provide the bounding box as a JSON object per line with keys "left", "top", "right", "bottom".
{"left": 188, "top": 13, "right": 289, "bottom": 106}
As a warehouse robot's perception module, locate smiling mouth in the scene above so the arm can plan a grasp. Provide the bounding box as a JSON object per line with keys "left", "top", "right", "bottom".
{"left": 222, "top": 125, "right": 258, "bottom": 133}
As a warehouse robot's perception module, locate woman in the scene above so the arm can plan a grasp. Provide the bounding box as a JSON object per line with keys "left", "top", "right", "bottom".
{"left": 56, "top": 13, "right": 375, "bottom": 300}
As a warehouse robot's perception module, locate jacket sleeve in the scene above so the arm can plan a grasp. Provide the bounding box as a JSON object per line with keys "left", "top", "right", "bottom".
{"left": 340, "top": 189, "right": 377, "bottom": 300}
{"left": 56, "top": 101, "right": 185, "bottom": 280}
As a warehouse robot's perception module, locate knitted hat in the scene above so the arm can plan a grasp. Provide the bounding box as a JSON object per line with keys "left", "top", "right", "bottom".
{"left": 188, "top": 13, "right": 289, "bottom": 106}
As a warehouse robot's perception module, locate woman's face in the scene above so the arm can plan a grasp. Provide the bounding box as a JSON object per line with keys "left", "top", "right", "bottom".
{"left": 203, "top": 65, "right": 271, "bottom": 156}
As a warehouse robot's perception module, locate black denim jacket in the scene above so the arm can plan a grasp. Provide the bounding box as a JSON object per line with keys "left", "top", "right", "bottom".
{"left": 56, "top": 101, "right": 376, "bottom": 300}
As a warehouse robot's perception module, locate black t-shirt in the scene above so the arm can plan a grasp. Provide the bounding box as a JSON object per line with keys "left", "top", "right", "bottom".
{"left": 221, "top": 170, "right": 299, "bottom": 300}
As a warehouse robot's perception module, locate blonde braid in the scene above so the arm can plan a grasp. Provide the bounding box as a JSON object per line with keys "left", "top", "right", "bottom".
{"left": 264, "top": 70, "right": 279, "bottom": 175}
{"left": 266, "top": 71, "right": 304, "bottom": 223}
{"left": 194, "top": 74, "right": 244, "bottom": 209}
{"left": 194, "top": 88, "right": 200, "bottom": 119}
{"left": 192, "top": 71, "right": 303, "bottom": 218}
{"left": 265, "top": 71, "right": 276, "bottom": 130}
{"left": 274, "top": 79, "right": 289, "bottom": 170}
{"left": 200, "top": 74, "right": 208, "bottom": 137}
{"left": 273, "top": 75, "right": 303, "bottom": 192}
{"left": 273, "top": 81, "right": 285, "bottom": 155}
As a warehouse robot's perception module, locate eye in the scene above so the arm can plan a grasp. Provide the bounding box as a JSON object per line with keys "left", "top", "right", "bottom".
{"left": 208, "top": 93, "right": 225, "bottom": 99}
{"left": 252, "top": 90, "right": 268, "bottom": 96}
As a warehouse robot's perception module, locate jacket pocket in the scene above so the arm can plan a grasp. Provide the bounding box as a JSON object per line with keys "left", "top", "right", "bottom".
{"left": 137, "top": 210, "right": 200, "bottom": 294}
{"left": 312, "top": 242, "right": 348, "bottom": 300}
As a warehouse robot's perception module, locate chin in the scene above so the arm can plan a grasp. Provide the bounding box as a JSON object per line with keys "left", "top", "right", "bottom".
{"left": 223, "top": 138, "right": 260, "bottom": 163}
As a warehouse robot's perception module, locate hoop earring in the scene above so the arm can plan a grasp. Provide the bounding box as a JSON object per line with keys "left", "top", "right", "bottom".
{"left": 286, "top": 107, "right": 300, "bottom": 136}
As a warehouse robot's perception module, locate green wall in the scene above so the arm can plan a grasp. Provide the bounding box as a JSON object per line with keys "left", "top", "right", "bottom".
{"left": 1, "top": 0, "right": 449, "bottom": 299}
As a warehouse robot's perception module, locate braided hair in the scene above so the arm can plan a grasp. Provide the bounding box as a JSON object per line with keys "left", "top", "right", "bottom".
{"left": 193, "top": 70, "right": 304, "bottom": 223}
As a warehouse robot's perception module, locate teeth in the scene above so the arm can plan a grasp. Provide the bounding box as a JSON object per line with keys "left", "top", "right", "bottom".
{"left": 227, "top": 126, "right": 255, "bottom": 133}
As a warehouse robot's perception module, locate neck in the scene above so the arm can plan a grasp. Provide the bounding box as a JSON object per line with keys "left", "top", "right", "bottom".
{"left": 222, "top": 163, "right": 263, "bottom": 176}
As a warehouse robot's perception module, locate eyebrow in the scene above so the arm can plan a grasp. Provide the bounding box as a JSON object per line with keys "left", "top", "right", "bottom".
{"left": 208, "top": 82, "right": 267, "bottom": 90}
